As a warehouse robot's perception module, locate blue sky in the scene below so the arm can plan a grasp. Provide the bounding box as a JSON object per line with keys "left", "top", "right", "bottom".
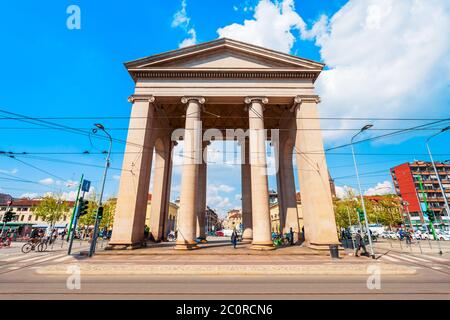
{"left": 0, "top": 0, "right": 449, "bottom": 217}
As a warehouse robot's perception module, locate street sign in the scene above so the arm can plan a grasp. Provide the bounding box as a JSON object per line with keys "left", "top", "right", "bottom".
{"left": 81, "top": 180, "right": 91, "bottom": 192}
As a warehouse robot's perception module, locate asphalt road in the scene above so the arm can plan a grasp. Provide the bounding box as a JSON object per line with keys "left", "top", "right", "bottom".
{"left": 0, "top": 241, "right": 449, "bottom": 299}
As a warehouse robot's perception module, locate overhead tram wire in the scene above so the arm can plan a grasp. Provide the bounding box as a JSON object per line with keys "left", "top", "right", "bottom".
{"left": 1, "top": 109, "right": 449, "bottom": 172}
{"left": 0, "top": 115, "right": 448, "bottom": 121}
{"left": 1, "top": 109, "right": 449, "bottom": 155}
{"left": 324, "top": 118, "right": 450, "bottom": 152}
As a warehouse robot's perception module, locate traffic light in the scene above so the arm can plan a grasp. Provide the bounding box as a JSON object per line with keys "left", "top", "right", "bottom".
{"left": 2, "top": 210, "right": 14, "bottom": 223}
{"left": 425, "top": 210, "right": 435, "bottom": 222}
{"left": 77, "top": 198, "right": 89, "bottom": 217}
{"left": 357, "top": 208, "right": 365, "bottom": 222}
{"left": 96, "top": 206, "right": 104, "bottom": 220}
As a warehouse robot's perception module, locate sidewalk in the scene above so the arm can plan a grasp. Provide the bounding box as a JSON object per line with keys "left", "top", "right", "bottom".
{"left": 98, "top": 239, "right": 331, "bottom": 256}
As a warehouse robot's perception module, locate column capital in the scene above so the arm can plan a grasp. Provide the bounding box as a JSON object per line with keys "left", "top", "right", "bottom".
{"left": 181, "top": 96, "right": 206, "bottom": 105}
{"left": 244, "top": 97, "right": 269, "bottom": 105}
{"left": 128, "top": 94, "right": 155, "bottom": 104}
{"left": 290, "top": 95, "right": 321, "bottom": 112}
{"left": 294, "top": 95, "right": 320, "bottom": 104}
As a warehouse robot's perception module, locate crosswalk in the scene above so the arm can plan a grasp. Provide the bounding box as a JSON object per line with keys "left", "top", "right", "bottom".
{"left": 0, "top": 251, "right": 76, "bottom": 273}
{"left": 379, "top": 252, "right": 450, "bottom": 272}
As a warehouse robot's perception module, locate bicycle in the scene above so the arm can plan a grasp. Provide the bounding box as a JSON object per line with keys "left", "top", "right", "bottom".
{"left": 0, "top": 236, "right": 12, "bottom": 248}
{"left": 21, "top": 239, "right": 47, "bottom": 254}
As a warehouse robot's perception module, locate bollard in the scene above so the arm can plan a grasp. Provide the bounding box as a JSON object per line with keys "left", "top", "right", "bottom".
{"left": 418, "top": 241, "right": 423, "bottom": 254}
{"left": 329, "top": 245, "right": 339, "bottom": 259}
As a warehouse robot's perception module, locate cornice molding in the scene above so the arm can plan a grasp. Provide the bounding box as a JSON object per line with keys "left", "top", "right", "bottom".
{"left": 129, "top": 70, "right": 320, "bottom": 81}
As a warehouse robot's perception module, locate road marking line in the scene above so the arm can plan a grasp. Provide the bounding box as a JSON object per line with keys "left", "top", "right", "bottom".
{"left": 381, "top": 255, "right": 401, "bottom": 263}
{"left": 53, "top": 255, "right": 72, "bottom": 263}
{"left": 394, "top": 255, "right": 425, "bottom": 264}
{"left": 400, "top": 254, "right": 432, "bottom": 263}
{"left": 419, "top": 254, "right": 449, "bottom": 263}
{"left": 2, "top": 254, "right": 34, "bottom": 262}
{"left": 20, "top": 254, "right": 53, "bottom": 263}
{"left": 30, "top": 254, "right": 67, "bottom": 264}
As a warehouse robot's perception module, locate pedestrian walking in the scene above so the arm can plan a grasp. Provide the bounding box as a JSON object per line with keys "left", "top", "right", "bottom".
{"left": 354, "top": 230, "right": 368, "bottom": 257}
{"left": 289, "top": 227, "right": 295, "bottom": 245}
{"left": 231, "top": 229, "right": 238, "bottom": 249}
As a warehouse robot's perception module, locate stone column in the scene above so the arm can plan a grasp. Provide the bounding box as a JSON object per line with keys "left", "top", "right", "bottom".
{"left": 108, "top": 95, "right": 155, "bottom": 249}
{"left": 175, "top": 97, "right": 204, "bottom": 250}
{"left": 245, "top": 97, "right": 274, "bottom": 250}
{"left": 294, "top": 96, "right": 340, "bottom": 249}
{"left": 278, "top": 138, "right": 300, "bottom": 242}
{"left": 196, "top": 148, "right": 208, "bottom": 242}
{"left": 149, "top": 136, "right": 171, "bottom": 242}
{"left": 163, "top": 141, "right": 176, "bottom": 238}
{"left": 241, "top": 138, "right": 253, "bottom": 240}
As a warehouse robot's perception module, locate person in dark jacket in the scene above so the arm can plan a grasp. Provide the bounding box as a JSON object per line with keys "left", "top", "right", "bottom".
{"left": 354, "top": 230, "right": 368, "bottom": 257}
{"left": 231, "top": 230, "right": 238, "bottom": 249}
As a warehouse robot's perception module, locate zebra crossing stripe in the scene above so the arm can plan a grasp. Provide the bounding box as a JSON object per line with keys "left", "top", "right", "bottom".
{"left": 400, "top": 254, "right": 431, "bottom": 263}
{"left": 30, "top": 253, "right": 67, "bottom": 264}
{"left": 20, "top": 254, "right": 54, "bottom": 263}
{"left": 420, "top": 254, "right": 449, "bottom": 263}
{"left": 53, "top": 255, "right": 73, "bottom": 263}
{"left": 381, "top": 255, "right": 401, "bottom": 263}
{"left": 394, "top": 255, "right": 425, "bottom": 264}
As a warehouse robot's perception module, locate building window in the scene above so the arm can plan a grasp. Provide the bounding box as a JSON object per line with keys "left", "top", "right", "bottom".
{"left": 28, "top": 215, "right": 32, "bottom": 221}
{"left": 20, "top": 215, "right": 25, "bottom": 221}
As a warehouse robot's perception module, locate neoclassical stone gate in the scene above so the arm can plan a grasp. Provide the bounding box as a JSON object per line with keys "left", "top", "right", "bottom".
{"left": 108, "top": 38, "right": 339, "bottom": 251}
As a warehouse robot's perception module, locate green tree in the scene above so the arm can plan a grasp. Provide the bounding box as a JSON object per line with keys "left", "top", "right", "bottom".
{"left": 33, "top": 195, "right": 69, "bottom": 228}
{"left": 78, "top": 195, "right": 115, "bottom": 229}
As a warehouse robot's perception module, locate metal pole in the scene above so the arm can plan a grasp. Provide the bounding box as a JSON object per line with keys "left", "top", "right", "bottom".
{"left": 346, "top": 206, "right": 356, "bottom": 249}
{"left": 68, "top": 191, "right": 85, "bottom": 255}
{"left": 351, "top": 131, "right": 375, "bottom": 259}
{"left": 426, "top": 142, "right": 450, "bottom": 230}
{"left": 67, "top": 174, "right": 83, "bottom": 241}
{"left": 89, "top": 128, "right": 112, "bottom": 257}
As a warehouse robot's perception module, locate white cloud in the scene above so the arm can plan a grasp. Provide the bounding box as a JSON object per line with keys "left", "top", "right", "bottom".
{"left": 172, "top": 0, "right": 198, "bottom": 48}
{"left": 0, "top": 168, "right": 18, "bottom": 175}
{"left": 218, "top": 0, "right": 450, "bottom": 144}
{"left": 64, "top": 180, "right": 78, "bottom": 188}
{"left": 20, "top": 193, "right": 39, "bottom": 199}
{"left": 207, "top": 183, "right": 236, "bottom": 214}
{"left": 313, "top": 0, "right": 450, "bottom": 142}
{"left": 335, "top": 185, "right": 359, "bottom": 199}
{"left": 172, "top": 0, "right": 190, "bottom": 29}
{"left": 39, "top": 178, "right": 55, "bottom": 186}
{"left": 179, "top": 28, "right": 197, "bottom": 48}
{"left": 217, "top": 0, "right": 307, "bottom": 53}
{"left": 365, "top": 180, "right": 394, "bottom": 196}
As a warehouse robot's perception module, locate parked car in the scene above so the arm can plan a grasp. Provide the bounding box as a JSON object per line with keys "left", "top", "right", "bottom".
{"left": 383, "top": 231, "right": 398, "bottom": 239}
{"left": 215, "top": 231, "right": 224, "bottom": 237}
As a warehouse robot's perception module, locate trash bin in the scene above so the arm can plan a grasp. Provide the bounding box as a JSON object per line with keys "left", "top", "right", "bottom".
{"left": 329, "top": 244, "right": 339, "bottom": 259}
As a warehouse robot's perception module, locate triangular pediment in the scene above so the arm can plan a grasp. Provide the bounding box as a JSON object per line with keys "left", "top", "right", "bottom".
{"left": 125, "top": 38, "right": 324, "bottom": 71}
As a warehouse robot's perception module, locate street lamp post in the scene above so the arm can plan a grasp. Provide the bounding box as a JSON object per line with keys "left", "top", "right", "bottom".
{"left": 351, "top": 124, "right": 375, "bottom": 259}
{"left": 426, "top": 126, "right": 450, "bottom": 231}
{"left": 89, "top": 124, "right": 112, "bottom": 257}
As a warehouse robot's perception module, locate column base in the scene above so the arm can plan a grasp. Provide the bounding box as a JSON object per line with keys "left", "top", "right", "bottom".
{"left": 308, "top": 243, "right": 343, "bottom": 251}
{"left": 105, "top": 242, "right": 143, "bottom": 250}
{"left": 174, "top": 242, "right": 200, "bottom": 250}
{"left": 250, "top": 242, "right": 275, "bottom": 251}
